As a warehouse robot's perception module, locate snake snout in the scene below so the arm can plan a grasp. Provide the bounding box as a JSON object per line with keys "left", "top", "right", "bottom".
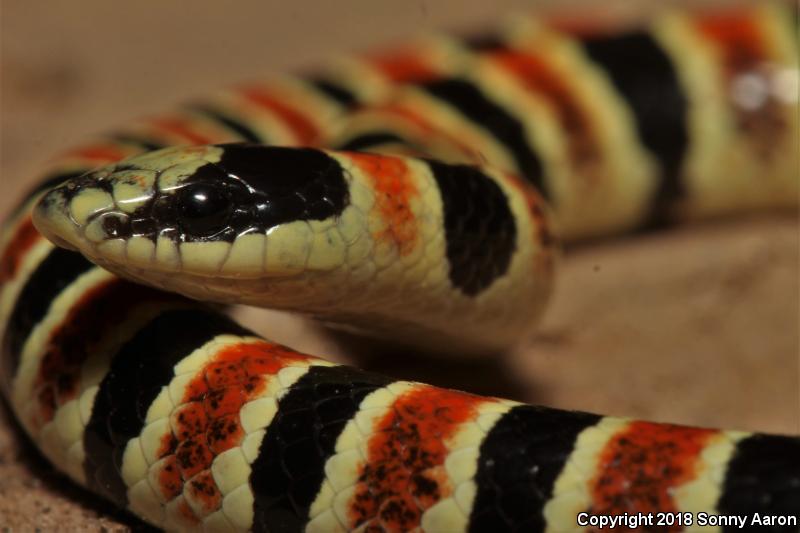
{"left": 33, "top": 168, "right": 141, "bottom": 259}
{"left": 33, "top": 183, "right": 84, "bottom": 251}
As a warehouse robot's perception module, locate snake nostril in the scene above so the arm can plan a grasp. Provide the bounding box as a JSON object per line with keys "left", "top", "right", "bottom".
{"left": 83, "top": 212, "right": 131, "bottom": 243}
{"left": 100, "top": 213, "right": 131, "bottom": 239}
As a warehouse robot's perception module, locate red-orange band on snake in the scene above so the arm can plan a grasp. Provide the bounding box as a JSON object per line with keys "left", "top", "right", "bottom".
{"left": 153, "top": 341, "right": 310, "bottom": 520}
{"left": 348, "top": 385, "right": 488, "bottom": 530}
{"left": 238, "top": 86, "right": 321, "bottom": 145}
{"left": 32, "top": 280, "right": 175, "bottom": 429}
{"left": 346, "top": 152, "right": 420, "bottom": 256}
{"left": 588, "top": 421, "right": 718, "bottom": 532}
{"left": 149, "top": 117, "right": 215, "bottom": 145}
{"left": 489, "top": 49, "right": 601, "bottom": 173}
{"left": 366, "top": 47, "right": 441, "bottom": 83}
{"left": 695, "top": 11, "right": 786, "bottom": 158}
{"left": 0, "top": 217, "right": 42, "bottom": 285}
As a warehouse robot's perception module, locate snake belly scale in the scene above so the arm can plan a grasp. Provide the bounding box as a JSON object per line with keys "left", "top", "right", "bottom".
{"left": 1, "top": 4, "right": 799, "bottom": 532}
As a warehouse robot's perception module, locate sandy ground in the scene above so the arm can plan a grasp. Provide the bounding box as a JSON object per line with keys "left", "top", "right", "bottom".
{"left": 1, "top": 0, "right": 798, "bottom": 530}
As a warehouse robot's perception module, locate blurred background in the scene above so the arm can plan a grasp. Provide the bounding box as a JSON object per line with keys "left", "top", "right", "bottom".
{"left": 1, "top": 0, "right": 798, "bottom": 529}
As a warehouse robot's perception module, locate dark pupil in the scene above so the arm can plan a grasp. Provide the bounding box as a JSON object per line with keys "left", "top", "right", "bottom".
{"left": 178, "top": 183, "right": 231, "bottom": 236}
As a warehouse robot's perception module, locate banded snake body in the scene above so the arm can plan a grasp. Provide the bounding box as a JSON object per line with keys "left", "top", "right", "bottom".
{"left": 2, "top": 3, "right": 799, "bottom": 532}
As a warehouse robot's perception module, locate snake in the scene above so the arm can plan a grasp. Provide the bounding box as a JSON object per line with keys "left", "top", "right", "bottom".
{"left": 1, "top": 3, "right": 799, "bottom": 532}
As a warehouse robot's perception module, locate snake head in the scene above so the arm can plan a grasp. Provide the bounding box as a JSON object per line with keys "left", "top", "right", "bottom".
{"left": 33, "top": 144, "right": 353, "bottom": 287}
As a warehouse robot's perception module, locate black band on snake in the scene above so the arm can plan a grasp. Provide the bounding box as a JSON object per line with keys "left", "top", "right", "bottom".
{"left": 1, "top": 4, "right": 798, "bottom": 532}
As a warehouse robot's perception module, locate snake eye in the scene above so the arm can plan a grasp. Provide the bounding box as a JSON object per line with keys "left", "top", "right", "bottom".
{"left": 176, "top": 182, "right": 232, "bottom": 236}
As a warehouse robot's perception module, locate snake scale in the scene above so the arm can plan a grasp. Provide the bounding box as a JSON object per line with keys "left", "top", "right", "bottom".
{"left": 1, "top": 3, "right": 799, "bottom": 531}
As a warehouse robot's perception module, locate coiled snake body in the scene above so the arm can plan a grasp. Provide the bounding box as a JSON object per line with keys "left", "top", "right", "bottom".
{"left": 1, "top": 4, "right": 799, "bottom": 532}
